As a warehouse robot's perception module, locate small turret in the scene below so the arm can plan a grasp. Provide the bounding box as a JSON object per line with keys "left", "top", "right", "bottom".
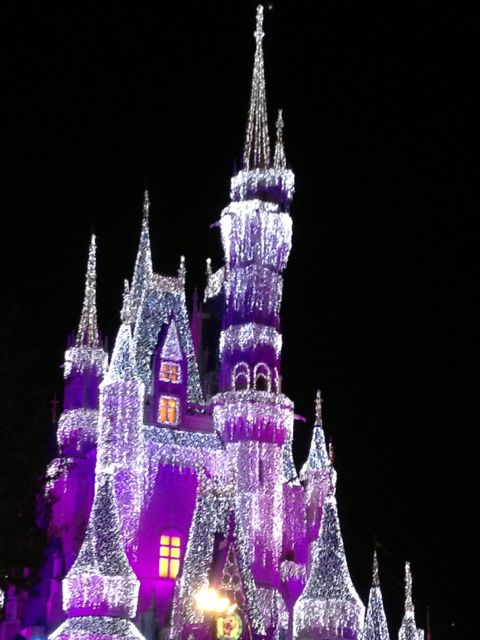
{"left": 60, "top": 234, "right": 107, "bottom": 454}
{"left": 49, "top": 469, "right": 145, "bottom": 640}
{"left": 293, "top": 474, "right": 364, "bottom": 639}
{"left": 364, "top": 550, "right": 390, "bottom": 640}
{"left": 398, "top": 563, "right": 424, "bottom": 640}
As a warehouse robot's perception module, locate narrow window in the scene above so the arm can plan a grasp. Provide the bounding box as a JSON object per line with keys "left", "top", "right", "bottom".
{"left": 159, "top": 396, "right": 179, "bottom": 425}
{"left": 159, "top": 361, "right": 182, "bottom": 384}
{"left": 159, "top": 534, "right": 181, "bottom": 579}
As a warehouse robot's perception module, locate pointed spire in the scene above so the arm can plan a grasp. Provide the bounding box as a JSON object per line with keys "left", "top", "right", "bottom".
{"left": 274, "top": 109, "right": 287, "bottom": 169}
{"left": 76, "top": 234, "right": 99, "bottom": 348}
{"left": 399, "top": 562, "right": 424, "bottom": 640}
{"left": 243, "top": 5, "right": 271, "bottom": 170}
{"left": 315, "top": 389, "right": 323, "bottom": 425}
{"left": 130, "top": 190, "right": 153, "bottom": 318}
{"left": 364, "top": 550, "right": 390, "bottom": 640}
{"left": 405, "top": 562, "right": 414, "bottom": 612}
{"left": 372, "top": 548, "right": 380, "bottom": 587}
{"left": 294, "top": 493, "right": 365, "bottom": 637}
{"left": 300, "top": 391, "right": 329, "bottom": 478}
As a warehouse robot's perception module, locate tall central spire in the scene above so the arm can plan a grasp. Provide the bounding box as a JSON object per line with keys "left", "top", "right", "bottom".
{"left": 243, "top": 5, "right": 271, "bottom": 170}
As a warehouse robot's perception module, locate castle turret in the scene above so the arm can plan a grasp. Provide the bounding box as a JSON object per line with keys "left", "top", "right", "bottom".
{"left": 398, "top": 563, "right": 423, "bottom": 640}
{"left": 49, "top": 470, "right": 145, "bottom": 640}
{"left": 61, "top": 235, "right": 107, "bottom": 454}
{"left": 364, "top": 550, "right": 390, "bottom": 640}
{"left": 293, "top": 474, "right": 365, "bottom": 640}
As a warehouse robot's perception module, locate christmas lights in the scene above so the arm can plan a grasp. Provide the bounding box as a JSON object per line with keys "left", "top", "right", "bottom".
{"left": 132, "top": 286, "right": 203, "bottom": 404}
{"left": 220, "top": 200, "right": 292, "bottom": 271}
{"left": 243, "top": 5, "right": 270, "bottom": 171}
{"left": 64, "top": 234, "right": 107, "bottom": 378}
{"left": 274, "top": 110, "right": 287, "bottom": 170}
{"left": 293, "top": 490, "right": 365, "bottom": 638}
{"left": 220, "top": 323, "right": 282, "bottom": 359}
{"left": 62, "top": 472, "right": 140, "bottom": 618}
{"left": 364, "top": 551, "right": 390, "bottom": 640}
{"left": 49, "top": 616, "right": 145, "bottom": 640}
{"left": 56, "top": 408, "right": 98, "bottom": 454}
{"left": 129, "top": 191, "right": 154, "bottom": 320}
{"left": 398, "top": 562, "right": 424, "bottom": 640}
{"left": 204, "top": 263, "right": 225, "bottom": 301}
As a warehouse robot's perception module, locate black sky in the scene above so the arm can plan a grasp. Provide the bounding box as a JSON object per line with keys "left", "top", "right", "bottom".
{"left": 1, "top": 1, "right": 476, "bottom": 638}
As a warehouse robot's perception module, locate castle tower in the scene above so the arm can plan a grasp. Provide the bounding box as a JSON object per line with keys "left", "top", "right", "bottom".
{"left": 211, "top": 4, "right": 295, "bottom": 590}
{"left": 46, "top": 236, "right": 107, "bottom": 583}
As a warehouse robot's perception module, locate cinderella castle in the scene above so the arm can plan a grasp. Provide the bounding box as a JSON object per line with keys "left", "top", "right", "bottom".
{"left": 0, "top": 6, "right": 425, "bottom": 640}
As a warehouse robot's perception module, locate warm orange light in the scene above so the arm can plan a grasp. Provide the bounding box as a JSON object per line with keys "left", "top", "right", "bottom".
{"left": 159, "top": 533, "right": 182, "bottom": 578}
{"left": 160, "top": 361, "right": 181, "bottom": 383}
{"left": 159, "top": 396, "right": 178, "bottom": 424}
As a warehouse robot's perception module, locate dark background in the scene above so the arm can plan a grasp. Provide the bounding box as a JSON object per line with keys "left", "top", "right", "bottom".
{"left": 1, "top": 1, "right": 476, "bottom": 638}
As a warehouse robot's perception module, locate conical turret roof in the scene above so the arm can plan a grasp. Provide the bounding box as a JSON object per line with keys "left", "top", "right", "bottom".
{"left": 62, "top": 472, "right": 139, "bottom": 619}
{"left": 294, "top": 491, "right": 364, "bottom": 637}
{"left": 364, "top": 550, "right": 390, "bottom": 640}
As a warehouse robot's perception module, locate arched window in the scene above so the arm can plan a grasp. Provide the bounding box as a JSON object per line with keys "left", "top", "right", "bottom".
{"left": 253, "top": 363, "right": 271, "bottom": 391}
{"left": 159, "top": 532, "right": 182, "bottom": 579}
{"left": 232, "top": 362, "right": 250, "bottom": 391}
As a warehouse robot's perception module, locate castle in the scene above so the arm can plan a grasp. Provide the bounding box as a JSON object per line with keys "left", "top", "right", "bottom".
{"left": 0, "top": 6, "right": 425, "bottom": 640}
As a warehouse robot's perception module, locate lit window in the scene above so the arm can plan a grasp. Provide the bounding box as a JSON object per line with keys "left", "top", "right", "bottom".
{"left": 159, "top": 361, "right": 181, "bottom": 383}
{"left": 159, "top": 396, "right": 179, "bottom": 424}
{"left": 159, "top": 534, "right": 181, "bottom": 578}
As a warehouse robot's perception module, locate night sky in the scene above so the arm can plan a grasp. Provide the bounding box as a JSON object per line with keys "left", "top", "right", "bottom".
{"left": 1, "top": 1, "right": 476, "bottom": 638}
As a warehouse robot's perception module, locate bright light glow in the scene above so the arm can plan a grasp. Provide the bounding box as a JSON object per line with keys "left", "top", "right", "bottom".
{"left": 194, "top": 587, "right": 232, "bottom": 614}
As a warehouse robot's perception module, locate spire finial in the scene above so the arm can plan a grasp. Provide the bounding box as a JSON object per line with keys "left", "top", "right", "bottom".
{"left": 315, "top": 389, "right": 323, "bottom": 425}
{"left": 274, "top": 109, "right": 287, "bottom": 169}
{"left": 76, "top": 234, "right": 99, "bottom": 348}
{"left": 372, "top": 548, "right": 380, "bottom": 586}
{"left": 243, "top": 5, "right": 271, "bottom": 170}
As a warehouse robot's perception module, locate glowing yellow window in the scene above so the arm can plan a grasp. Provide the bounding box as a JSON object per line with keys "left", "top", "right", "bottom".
{"left": 159, "top": 396, "right": 179, "bottom": 425}
{"left": 159, "top": 361, "right": 181, "bottom": 383}
{"left": 159, "top": 534, "right": 182, "bottom": 578}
